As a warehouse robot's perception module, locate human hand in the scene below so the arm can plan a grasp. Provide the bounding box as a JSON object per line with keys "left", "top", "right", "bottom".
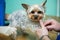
{"left": 36, "top": 20, "right": 48, "bottom": 38}
{"left": 44, "top": 19, "right": 60, "bottom": 32}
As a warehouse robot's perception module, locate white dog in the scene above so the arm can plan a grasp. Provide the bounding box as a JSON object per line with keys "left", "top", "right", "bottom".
{"left": 8, "top": 0, "right": 47, "bottom": 40}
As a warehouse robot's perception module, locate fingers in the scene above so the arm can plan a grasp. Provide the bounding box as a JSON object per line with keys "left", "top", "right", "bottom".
{"left": 39, "top": 20, "right": 45, "bottom": 28}
{"left": 44, "top": 20, "right": 52, "bottom": 26}
{"left": 46, "top": 25, "right": 53, "bottom": 31}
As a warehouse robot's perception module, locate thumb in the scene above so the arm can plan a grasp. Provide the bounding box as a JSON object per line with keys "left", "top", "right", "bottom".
{"left": 39, "top": 20, "right": 45, "bottom": 28}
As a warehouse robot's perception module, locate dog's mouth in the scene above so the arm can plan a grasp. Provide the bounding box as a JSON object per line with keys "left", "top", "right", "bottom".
{"left": 31, "top": 15, "right": 43, "bottom": 22}
{"left": 34, "top": 17, "right": 39, "bottom": 21}
{"left": 31, "top": 17, "right": 40, "bottom": 22}
{"left": 28, "top": 14, "right": 44, "bottom": 22}
{"left": 34, "top": 15, "right": 38, "bottom": 19}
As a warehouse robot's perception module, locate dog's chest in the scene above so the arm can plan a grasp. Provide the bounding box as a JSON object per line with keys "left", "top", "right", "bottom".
{"left": 21, "top": 19, "right": 40, "bottom": 31}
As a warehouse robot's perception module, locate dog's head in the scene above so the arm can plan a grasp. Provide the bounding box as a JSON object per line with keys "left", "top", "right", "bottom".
{"left": 22, "top": 0, "right": 47, "bottom": 22}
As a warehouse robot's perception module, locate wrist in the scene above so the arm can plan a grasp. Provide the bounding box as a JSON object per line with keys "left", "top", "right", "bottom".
{"left": 39, "top": 35, "right": 50, "bottom": 40}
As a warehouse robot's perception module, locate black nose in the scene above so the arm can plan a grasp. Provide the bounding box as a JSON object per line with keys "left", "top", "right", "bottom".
{"left": 34, "top": 15, "right": 38, "bottom": 19}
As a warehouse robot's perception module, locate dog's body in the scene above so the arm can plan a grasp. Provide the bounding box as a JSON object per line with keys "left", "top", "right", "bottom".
{"left": 9, "top": 10, "right": 40, "bottom": 31}
{"left": 8, "top": 0, "right": 47, "bottom": 40}
{"left": 8, "top": 10, "right": 40, "bottom": 40}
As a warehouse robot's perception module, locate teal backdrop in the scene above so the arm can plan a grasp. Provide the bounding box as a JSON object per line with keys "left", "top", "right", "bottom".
{"left": 6, "top": 0, "right": 57, "bottom": 16}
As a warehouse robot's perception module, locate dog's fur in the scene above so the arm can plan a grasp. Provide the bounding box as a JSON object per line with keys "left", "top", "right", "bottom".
{"left": 0, "top": 27, "right": 16, "bottom": 40}
{"left": 0, "top": 0, "right": 47, "bottom": 40}
{"left": 15, "top": 0, "right": 47, "bottom": 40}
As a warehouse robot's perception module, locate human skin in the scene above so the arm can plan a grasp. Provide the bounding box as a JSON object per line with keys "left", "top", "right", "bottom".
{"left": 36, "top": 20, "right": 50, "bottom": 40}
{"left": 44, "top": 19, "right": 60, "bottom": 32}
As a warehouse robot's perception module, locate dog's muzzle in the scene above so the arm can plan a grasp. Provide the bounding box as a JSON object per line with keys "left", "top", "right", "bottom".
{"left": 34, "top": 15, "right": 38, "bottom": 19}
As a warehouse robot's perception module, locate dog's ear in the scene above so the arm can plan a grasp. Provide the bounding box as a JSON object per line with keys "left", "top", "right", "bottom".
{"left": 42, "top": 0, "right": 47, "bottom": 6}
{"left": 22, "top": 4, "right": 29, "bottom": 10}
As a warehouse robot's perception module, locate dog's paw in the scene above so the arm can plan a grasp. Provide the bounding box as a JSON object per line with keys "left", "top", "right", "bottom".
{"left": 0, "top": 27, "right": 17, "bottom": 36}
{"left": 0, "top": 27, "right": 17, "bottom": 40}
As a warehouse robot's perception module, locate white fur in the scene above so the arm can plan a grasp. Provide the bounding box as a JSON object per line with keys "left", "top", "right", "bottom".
{"left": 8, "top": 10, "right": 41, "bottom": 33}
{"left": 27, "top": 5, "right": 44, "bottom": 13}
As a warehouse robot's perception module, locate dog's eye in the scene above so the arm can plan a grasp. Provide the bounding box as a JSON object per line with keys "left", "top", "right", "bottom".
{"left": 31, "top": 11, "right": 35, "bottom": 14}
{"left": 38, "top": 11, "right": 42, "bottom": 14}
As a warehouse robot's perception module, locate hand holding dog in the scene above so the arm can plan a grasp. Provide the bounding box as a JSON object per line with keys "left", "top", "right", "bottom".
{"left": 36, "top": 20, "right": 48, "bottom": 38}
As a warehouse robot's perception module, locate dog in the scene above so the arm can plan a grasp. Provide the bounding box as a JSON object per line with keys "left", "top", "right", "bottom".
{"left": 8, "top": 0, "right": 47, "bottom": 40}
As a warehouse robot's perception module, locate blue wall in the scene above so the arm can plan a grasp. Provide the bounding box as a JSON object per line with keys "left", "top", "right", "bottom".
{"left": 6, "top": 0, "right": 57, "bottom": 16}
{"left": 0, "top": 0, "right": 5, "bottom": 26}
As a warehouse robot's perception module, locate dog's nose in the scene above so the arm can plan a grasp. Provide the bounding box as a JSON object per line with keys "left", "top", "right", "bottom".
{"left": 34, "top": 15, "right": 38, "bottom": 19}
